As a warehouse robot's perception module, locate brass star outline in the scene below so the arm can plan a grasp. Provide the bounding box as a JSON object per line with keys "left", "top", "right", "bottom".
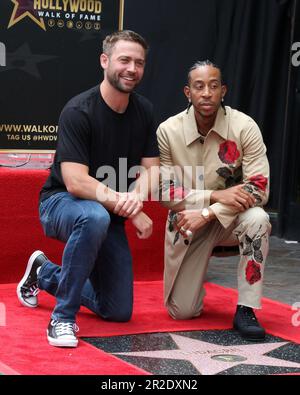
{"left": 8, "top": 0, "right": 46, "bottom": 31}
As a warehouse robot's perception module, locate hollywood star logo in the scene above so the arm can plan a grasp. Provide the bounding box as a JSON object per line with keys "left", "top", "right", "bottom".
{"left": 115, "top": 334, "right": 300, "bottom": 375}
{"left": 8, "top": 0, "right": 46, "bottom": 31}
{"left": 86, "top": 331, "right": 300, "bottom": 375}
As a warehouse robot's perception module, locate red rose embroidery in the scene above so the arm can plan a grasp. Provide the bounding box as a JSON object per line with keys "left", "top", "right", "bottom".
{"left": 218, "top": 140, "right": 240, "bottom": 165}
{"left": 169, "top": 186, "right": 189, "bottom": 200}
{"left": 249, "top": 175, "right": 268, "bottom": 192}
{"left": 246, "top": 260, "right": 262, "bottom": 285}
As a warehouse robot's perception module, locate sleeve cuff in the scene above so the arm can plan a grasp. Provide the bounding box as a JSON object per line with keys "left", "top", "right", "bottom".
{"left": 210, "top": 202, "right": 238, "bottom": 229}
{"left": 160, "top": 189, "right": 213, "bottom": 211}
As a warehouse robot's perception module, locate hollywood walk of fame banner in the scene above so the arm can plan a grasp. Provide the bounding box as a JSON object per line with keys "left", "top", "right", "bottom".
{"left": 0, "top": 0, "right": 124, "bottom": 152}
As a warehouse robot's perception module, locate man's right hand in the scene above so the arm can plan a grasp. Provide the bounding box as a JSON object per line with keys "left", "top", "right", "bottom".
{"left": 131, "top": 211, "right": 153, "bottom": 239}
{"left": 211, "top": 184, "right": 256, "bottom": 212}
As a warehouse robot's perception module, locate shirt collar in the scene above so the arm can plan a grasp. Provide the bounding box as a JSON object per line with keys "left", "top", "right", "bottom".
{"left": 183, "top": 106, "right": 229, "bottom": 146}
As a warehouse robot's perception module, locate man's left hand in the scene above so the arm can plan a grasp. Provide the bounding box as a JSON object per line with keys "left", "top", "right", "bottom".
{"left": 131, "top": 211, "right": 153, "bottom": 239}
{"left": 176, "top": 210, "right": 211, "bottom": 235}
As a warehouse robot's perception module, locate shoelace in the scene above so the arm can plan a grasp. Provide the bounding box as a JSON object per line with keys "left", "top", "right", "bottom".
{"left": 53, "top": 321, "right": 79, "bottom": 337}
{"left": 22, "top": 284, "right": 40, "bottom": 297}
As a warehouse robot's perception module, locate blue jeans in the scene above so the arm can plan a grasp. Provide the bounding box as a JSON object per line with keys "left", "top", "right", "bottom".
{"left": 38, "top": 192, "right": 133, "bottom": 323}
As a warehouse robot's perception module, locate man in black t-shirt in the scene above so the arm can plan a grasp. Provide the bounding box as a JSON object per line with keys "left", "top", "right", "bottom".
{"left": 17, "top": 30, "right": 160, "bottom": 348}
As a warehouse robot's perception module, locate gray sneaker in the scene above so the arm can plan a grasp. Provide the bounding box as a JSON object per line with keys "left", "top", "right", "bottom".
{"left": 47, "top": 319, "right": 79, "bottom": 348}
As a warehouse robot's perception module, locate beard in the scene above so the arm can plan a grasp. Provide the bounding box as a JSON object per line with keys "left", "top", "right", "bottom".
{"left": 106, "top": 71, "right": 139, "bottom": 94}
{"left": 194, "top": 103, "right": 219, "bottom": 119}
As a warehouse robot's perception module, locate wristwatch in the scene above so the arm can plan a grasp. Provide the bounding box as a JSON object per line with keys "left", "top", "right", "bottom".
{"left": 201, "top": 208, "right": 210, "bottom": 222}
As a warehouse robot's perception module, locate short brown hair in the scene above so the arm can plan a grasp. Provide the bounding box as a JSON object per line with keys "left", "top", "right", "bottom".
{"left": 103, "top": 30, "right": 149, "bottom": 56}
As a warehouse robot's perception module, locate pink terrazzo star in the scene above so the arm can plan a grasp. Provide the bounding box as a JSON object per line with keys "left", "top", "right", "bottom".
{"left": 115, "top": 334, "right": 300, "bottom": 375}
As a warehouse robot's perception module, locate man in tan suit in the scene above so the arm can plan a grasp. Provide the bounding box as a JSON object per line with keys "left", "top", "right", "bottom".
{"left": 157, "top": 60, "right": 271, "bottom": 341}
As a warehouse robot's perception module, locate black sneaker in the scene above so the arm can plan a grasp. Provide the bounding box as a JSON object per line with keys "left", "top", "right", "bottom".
{"left": 47, "top": 319, "right": 79, "bottom": 348}
{"left": 233, "top": 305, "right": 266, "bottom": 341}
{"left": 17, "top": 250, "right": 47, "bottom": 308}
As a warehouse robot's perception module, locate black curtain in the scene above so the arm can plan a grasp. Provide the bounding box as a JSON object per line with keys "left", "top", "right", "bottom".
{"left": 124, "top": 0, "right": 293, "bottom": 212}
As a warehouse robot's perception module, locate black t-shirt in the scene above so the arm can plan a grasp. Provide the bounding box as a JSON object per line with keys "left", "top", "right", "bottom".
{"left": 40, "top": 85, "right": 159, "bottom": 222}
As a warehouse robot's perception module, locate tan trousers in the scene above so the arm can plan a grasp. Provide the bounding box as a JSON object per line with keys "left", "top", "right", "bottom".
{"left": 166, "top": 207, "right": 272, "bottom": 320}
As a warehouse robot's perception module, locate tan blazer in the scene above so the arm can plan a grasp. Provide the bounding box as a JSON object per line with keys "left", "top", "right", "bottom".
{"left": 157, "top": 106, "right": 270, "bottom": 301}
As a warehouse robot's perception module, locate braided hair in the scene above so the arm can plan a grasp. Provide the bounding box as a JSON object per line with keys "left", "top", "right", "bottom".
{"left": 187, "top": 60, "right": 227, "bottom": 115}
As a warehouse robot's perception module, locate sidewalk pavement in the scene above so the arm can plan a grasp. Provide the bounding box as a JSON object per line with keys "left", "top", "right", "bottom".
{"left": 207, "top": 236, "right": 300, "bottom": 306}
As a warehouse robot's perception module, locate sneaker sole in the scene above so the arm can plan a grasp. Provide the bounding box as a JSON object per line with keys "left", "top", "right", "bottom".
{"left": 47, "top": 331, "right": 78, "bottom": 348}
{"left": 16, "top": 250, "right": 44, "bottom": 308}
{"left": 233, "top": 324, "right": 266, "bottom": 342}
{"left": 239, "top": 335, "right": 266, "bottom": 342}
